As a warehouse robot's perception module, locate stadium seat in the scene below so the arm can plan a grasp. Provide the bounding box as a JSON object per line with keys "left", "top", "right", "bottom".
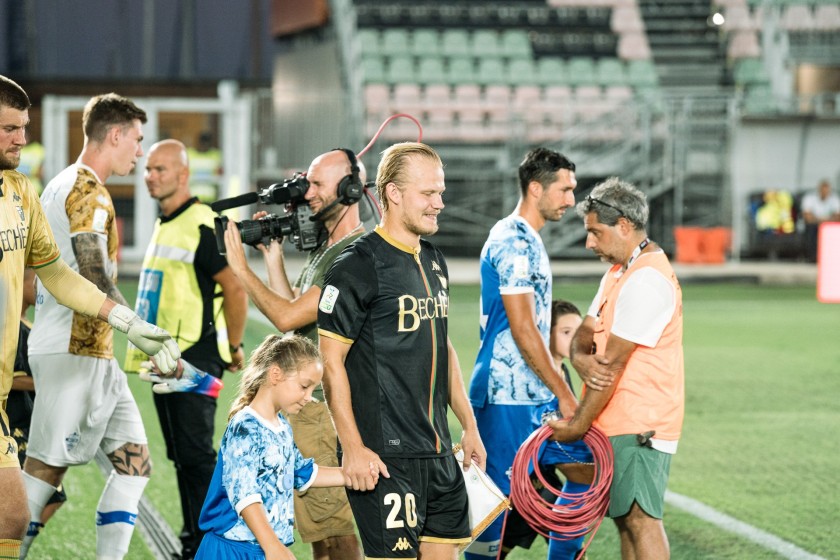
{"left": 512, "top": 85, "right": 543, "bottom": 122}
{"left": 453, "top": 84, "right": 482, "bottom": 112}
{"left": 728, "top": 30, "right": 761, "bottom": 59}
{"left": 597, "top": 58, "right": 628, "bottom": 87}
{"left": 417, "top": 57, "right": 447, "bottom": 85}
{"left": 734, "top": 58, "right": 769, "bottom": 86}
{"left": 617, "top": 32, "right": 652, "bottom": 60}
{"left": 484, "top": 84, "right": 512, "bottom": 112}
{"left": 566, "top": 57, "right": 597, "bottom": 87}
{"left": 358, "top": 29, "right": 381, "bottom": 57}
{"left": 722, "top": 4, "right": 756, "bottom": 32}
{"left": 537, "top": 57, "right": 567, "bottom": 86}
{"left": 781, "top": 5, "right": 815, "bottom": 31}
{"left": 813, "top": 5, "right": 840, "bottom": 31}
{"left": 472, "top": 30, "right": 502, "bottom": 58}
{"left": 626, "top": 59, "right": 658, "bottom": 87}
{"left": 446, "top": 57, "right": 477, "bottom": 85}
{"left": 442, "top": 29, "right": 471, "bottom": 58}
{"left": 381, "top": 29, "right": 411, "bottom": 56}
{"left": 501, "top": 30, "right": 533, "bottom": 59}
{"left": 362, "top": 56, "right": 386, "bottom": 84}
{"left": 364, "top": 83, "right": 390, "bottom": 110}
{"left": 507, "top": 58, "right": 539, "bottom": 86}
{"left": 386, "top": 56, "right": 416, "bottom": 84}
{"left": 423, "top": 84, "right": 453, "bottom": 109}
{"left": 476, "top": 58, "right": 507, "bottom": 86}
{"left": 610, "top": 5, "right": 645, "bottom": 33}
{"left": 411, "top": 29, "right": 440, "bottom": 57}
{"left": 393, "top": 84, "right": 423, "bottom": 115}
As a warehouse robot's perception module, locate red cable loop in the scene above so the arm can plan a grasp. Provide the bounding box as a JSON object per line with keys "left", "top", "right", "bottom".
{"left": 356, "top": 113, "right": 423, "bottom": 158}
{"left": 509, "top": 424, "right": 614, "bottom": 558}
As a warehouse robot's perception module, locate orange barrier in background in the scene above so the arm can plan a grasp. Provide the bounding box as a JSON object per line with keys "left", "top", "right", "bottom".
{"left": 673, "top": 226, "right": 732, "bottom": 264}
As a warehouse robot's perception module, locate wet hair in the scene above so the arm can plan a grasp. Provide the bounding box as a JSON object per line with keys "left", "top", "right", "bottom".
{"left": 551, "top": 299, "right": 581, "bottom": 330}
{"left": 575, "top": 176, "right": 649, "bottom": 230}
{"left": 0, "top": 75, "right": 31, "bottom": 111}
{"left": 228, "top": 335, "right": 322, "bottom": 420}
{"left": 82, "top": 93, "right": 147, "bottom": 143}
{"left": 375, "top": 142, "right": 443, "bottom": 211}
{"left": 518, "top": 147, "right": 575, "bottom": 196}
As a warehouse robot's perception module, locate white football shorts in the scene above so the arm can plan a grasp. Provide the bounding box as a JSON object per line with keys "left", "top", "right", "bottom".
{"left": 28, "top": 353, "right": 147, "bottom": 467}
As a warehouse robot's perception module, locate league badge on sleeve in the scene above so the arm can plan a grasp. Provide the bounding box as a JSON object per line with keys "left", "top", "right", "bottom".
{"left": 319, "top": 285, "right": 340, "bottom": 314}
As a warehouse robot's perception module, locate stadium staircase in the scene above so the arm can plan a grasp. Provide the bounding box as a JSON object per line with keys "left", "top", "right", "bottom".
{"left": 639, "top": 0, "right": 732, "bottom": 229}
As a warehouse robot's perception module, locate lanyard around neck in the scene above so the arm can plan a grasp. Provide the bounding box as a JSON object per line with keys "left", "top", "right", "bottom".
{"left": 625, "top": 237, "right": 651, "bottom": 270}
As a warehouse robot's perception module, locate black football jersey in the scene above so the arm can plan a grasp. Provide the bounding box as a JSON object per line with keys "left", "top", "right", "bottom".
{"left": 318, "top": 227, "right": 453, "bottom": 458}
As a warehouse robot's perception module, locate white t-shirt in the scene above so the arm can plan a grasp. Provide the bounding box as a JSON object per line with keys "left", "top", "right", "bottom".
{"left": 801, "top": 191, "right": 840, "bottom": 221}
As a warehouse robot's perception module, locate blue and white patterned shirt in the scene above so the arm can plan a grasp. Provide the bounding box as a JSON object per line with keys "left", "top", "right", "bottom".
{"left": 469, "top": 215, "right": 554, "bottom": 406}
{"left": 199, "top": 406, "right": 316, "bottom": 545}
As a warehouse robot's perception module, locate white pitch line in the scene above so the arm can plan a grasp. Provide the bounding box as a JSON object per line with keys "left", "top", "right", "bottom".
{"left": 666, "top": 491, "right": 826, "bottom": 560}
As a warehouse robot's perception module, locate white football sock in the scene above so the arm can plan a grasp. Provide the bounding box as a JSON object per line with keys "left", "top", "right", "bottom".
{"left": 20, "top": 472, "right": 58, "bottom": 559}
{"left": 95, "top": 472, "right": 148, "bottom": 560}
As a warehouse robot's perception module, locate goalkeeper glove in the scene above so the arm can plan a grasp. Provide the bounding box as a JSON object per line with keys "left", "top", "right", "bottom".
{"left": 139, "top": 359, "right": 224, "bottom": 398}
{"left": 108, "top": 304, "right": 180, "bottom": 373}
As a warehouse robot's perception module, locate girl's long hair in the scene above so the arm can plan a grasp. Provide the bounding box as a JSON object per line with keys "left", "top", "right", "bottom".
{"left": 228, "top": 335, "right": 321, "bottom": 420}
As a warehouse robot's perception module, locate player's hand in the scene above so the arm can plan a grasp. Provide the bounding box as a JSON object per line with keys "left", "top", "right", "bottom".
{"left": 223, "top": 221, "right": 249, "bottom": 278}
{"left": 547, "top": 417, "right": 586, "bottom": 443}
{"left": 108, "top": 304, "right": 180, "bottom": 374}
{"left": 227, "top": 346, "right": 245, "bottom": 372}
{"left": 573, "top": 353, "right": 614, "bottom": 391}
{"left": 342, "top": 446, "right": 389, "bottom": 491}
{"left": 459, "top": 426, "right": 487, "bottom": 471}
{"left": 139, "top": 359, "right": 224, "bottom": 397}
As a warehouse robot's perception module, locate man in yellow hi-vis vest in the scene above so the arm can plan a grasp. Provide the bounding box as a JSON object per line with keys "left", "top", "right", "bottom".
{"left": 127, "top": 139, "right": 247, "bottom": 559}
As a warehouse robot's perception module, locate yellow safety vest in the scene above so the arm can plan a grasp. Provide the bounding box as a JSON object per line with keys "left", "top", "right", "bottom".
{"left": 124, "top": 202, "right": 231, "bottom": 372}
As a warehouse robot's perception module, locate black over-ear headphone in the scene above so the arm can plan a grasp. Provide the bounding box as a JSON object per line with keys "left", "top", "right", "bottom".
{"left": 335, "top": 148, "right": 363, "bottom": 205}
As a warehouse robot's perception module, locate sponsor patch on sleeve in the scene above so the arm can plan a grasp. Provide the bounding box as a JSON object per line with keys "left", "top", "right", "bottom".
{"left": 92, "top": 208, "right": 109, "bottom": 233}
{"left": 319, "top": 285, "right": 340, "bottom": 314}
{"left": 512, "top": 255, "right": 529, "bottom": 279}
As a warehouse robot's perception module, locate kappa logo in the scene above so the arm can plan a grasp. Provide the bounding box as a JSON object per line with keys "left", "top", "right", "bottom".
{"left": 431, "top": 260, "right": 442, "bottom": 272}
{"left": 392, "top": 537, "right": 413, "bottom": 552}
{"left": 4, "top": 442, "right": 15, "bottom": 456}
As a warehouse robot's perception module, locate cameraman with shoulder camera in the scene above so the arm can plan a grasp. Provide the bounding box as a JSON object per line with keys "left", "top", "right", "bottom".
{"left": 223, "top": 149, "right": 365, "bottom": 560}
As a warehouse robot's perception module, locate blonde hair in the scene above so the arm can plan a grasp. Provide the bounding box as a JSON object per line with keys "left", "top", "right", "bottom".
{"left": 375, "top": 142, "right": 443, "bottom": 211}
{"left": 228, "top": 335, "right": 322, "bottom": 420}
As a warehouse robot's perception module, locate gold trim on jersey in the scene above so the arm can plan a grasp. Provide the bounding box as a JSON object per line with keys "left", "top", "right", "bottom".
{"left": 374, "top": 225, "right": 420, "bottom": 255}
{"left": 317, "top": 329, "right": 354, "bottom": 345}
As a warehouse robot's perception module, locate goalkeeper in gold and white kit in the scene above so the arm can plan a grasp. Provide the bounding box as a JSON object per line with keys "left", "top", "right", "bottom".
{"left": 19, "top": 92, "right": 180, "bottom": 560}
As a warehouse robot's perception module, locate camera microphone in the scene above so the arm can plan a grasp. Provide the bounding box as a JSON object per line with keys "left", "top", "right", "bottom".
{"left": 210, "top": 192, "right": 259, "bottom": 213}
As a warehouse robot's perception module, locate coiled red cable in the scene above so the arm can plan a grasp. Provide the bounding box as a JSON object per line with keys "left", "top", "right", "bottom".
{"left": 509, "top": 423, "right": 614, "bottom": 557}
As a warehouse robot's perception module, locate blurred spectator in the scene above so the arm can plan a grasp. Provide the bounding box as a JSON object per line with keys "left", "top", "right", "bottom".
{"left": 18, "top": 136, "right": 45, "bottom": 194}
{"left": 755, "top": 190, "right": 795, "bottom": 234}
{"left": 800, "top": 180, "right": 840, "bottom": 262}
{"left": 187, "top": 131, "right": 222, "bottom": 203}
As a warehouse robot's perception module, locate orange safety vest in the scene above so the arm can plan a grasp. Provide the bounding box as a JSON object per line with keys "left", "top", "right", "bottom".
{"left": 591, "top": 252, "right": 685, "bottom": 442}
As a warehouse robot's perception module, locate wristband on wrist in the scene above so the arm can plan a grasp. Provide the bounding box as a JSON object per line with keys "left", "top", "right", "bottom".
{"left": 229, "top": 342, "right": 244, "bottom": 353}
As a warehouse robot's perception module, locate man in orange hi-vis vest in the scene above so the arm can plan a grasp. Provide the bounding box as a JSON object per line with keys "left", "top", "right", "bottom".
{"left": 548, "top": 177, "right": 684, "bottom": 560}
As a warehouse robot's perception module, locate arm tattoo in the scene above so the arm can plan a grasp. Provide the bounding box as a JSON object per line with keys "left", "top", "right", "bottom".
{"left": 72, "top": 233, "right": 127, "bottom": 306}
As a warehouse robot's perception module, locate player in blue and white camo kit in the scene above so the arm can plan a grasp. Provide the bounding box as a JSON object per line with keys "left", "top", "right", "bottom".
{"left": 195, "top": 335, "right": 356, "bottom": 559}
{"left": 467, "top": 148, "right": 594, "bottom": 560}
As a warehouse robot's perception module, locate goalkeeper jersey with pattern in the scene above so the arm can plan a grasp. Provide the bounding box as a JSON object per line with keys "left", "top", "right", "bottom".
{"left": 318, "top": 226, "right": 454, "bottom": 458}
{"left": 30, "top": 163, "right": 119, "bottom": 359}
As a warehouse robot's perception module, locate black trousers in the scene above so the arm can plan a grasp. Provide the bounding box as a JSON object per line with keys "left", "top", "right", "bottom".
{"left": 153, "top": 362, "right": 221, "bottom": 557}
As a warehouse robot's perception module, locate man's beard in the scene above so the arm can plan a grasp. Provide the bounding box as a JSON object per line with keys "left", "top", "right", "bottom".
{"left": 0, "top": 151, "right": 19, "bottom": 171}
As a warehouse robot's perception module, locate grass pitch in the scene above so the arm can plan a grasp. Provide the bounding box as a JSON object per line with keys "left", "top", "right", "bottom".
{"left": 28, "top": 281, "right": 839, "bottom": 559}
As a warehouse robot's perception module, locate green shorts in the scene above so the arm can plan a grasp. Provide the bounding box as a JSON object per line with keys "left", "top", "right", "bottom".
{"left": 287, "top": 400, "right": 357, "bottom": 543}
{"left": 607, "top": 434, "right": 672, "bottom": 519}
